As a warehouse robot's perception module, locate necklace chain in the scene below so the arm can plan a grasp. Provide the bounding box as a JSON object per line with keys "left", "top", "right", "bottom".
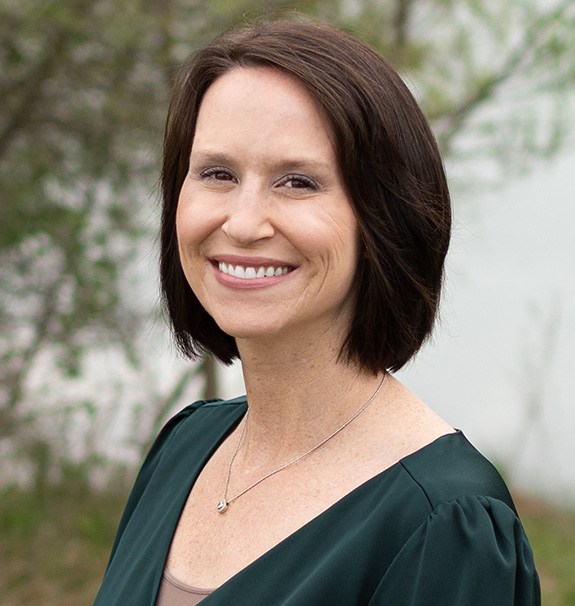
{"left": 216, "top": 373, "right": 386, "bottom": 514}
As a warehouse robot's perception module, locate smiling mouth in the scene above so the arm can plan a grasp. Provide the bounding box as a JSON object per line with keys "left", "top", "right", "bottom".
{"left": 217, "top": 262, "right": 294, "bottom": 279}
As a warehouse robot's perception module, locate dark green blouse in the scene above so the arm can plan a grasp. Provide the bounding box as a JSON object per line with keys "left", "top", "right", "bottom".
{"left": 94, "top": 396, "right": 540, "bottom": 605}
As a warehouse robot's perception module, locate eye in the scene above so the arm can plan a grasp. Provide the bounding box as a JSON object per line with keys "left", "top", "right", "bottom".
{"left": 275, "top": 173, "right": 319, "bottom": 191}
{"left": 199, "top": 167, "right": 237, "bottom": 183}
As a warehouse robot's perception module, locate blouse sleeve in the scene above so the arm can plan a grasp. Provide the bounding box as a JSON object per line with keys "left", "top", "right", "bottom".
{"left": 369, "top": 495, "right": 540, "bottom": 605}
{"left": 102, "top": 404, "right": 199, "bottom": 565}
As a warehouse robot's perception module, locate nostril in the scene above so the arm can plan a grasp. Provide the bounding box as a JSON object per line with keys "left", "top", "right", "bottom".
{"left": 221, "top": 213, "right": 275, "bottom": 244}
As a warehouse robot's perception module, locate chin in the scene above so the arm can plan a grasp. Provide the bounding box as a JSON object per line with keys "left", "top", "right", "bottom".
{"left": 214, "top": 316, "right": 296, "bottom": 344}
{"left": 219, "top": 325, "right": 281, "bottom": 342}
{"left": 212, "top": 317, "right": 276, "bottom": 340}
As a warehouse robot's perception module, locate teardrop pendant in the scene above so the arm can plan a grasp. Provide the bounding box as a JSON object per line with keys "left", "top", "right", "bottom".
{"left": 216, "top": 499, "right": 228, "bottom": 514}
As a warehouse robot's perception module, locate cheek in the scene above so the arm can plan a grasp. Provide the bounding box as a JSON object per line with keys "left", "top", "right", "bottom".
{"left": 289, "top": 200, "right": 358, "bottom": 247}
{"left": 175, "top": 178, "right": 198, "bottom": 233}
{"left": 175, "top": 209, "right": 206, "bottom": 298}
{"left": 175, "top": 200, "right": 193, "bottom": 254}
{"left": 175, "top": 190, "right": 210, "bottom": 255}
{"left": 326, "top": 208, "right": 360, "bottom": 268}
{"left": 175, "top": 183, "right": 190, "bottom": 243}
{"left": 176, "top": 181, "right": 227, "bottom": 250}
{"left": 175, "top": 203, "right": 207, "bottom": 297}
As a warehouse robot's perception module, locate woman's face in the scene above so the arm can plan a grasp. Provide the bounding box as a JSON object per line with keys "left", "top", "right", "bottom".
{"left": 176, "top": 66, "right": 359, "bottom": 349}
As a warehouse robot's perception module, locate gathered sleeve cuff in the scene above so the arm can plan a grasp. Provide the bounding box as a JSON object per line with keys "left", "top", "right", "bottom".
{"left": 369, "top": 495, "right": 540, "bottom": 605}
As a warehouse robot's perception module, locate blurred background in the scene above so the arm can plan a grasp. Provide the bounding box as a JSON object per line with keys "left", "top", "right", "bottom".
{"left": 1, "top": 0, "right": 574, "bottom": 603}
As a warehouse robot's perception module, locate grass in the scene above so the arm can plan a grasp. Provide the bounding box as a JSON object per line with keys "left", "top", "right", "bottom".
{"left": 0, "top": 481, "right": 125, "bottom": 606}
{"left": 1, "top": 483, "right": 574, "bottom": 604}
{"left": 515, "top": 494, "right": 575, "bottom": 605}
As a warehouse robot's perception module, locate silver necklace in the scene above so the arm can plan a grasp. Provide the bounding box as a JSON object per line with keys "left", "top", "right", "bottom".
{"left": 216, "top": 373, "right": 386, "bottom": 513}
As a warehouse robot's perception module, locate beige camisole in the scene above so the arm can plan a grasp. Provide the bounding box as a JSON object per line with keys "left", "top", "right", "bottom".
{"left": 155, "top": 570, "right": 214, "bottom": 605}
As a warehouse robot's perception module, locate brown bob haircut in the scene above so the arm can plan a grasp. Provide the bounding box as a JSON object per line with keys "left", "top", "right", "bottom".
{"left": 160, "top": 19, "right": 451, "bottom": 374}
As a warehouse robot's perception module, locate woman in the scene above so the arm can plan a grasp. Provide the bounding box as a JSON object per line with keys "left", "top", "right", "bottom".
{"left": 95, "top": 19, "right": 540, "bottom": 605}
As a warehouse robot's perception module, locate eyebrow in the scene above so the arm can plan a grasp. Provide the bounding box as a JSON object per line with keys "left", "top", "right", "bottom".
{"left": 189, "top": 151, "right": 234, "bottom": 166}
{"left": 189, "top": 150, "right": 333, "bottom": 174}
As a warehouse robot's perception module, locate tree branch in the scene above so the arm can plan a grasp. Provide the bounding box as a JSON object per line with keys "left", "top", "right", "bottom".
{"left": 0, "top": 0, "right": 101, "bottom": 160}
{"left": 431, "top": 0, "right": 573, "bottom": 154}
{"left": 392, "top": 0, "right": 414, "bottom": 56}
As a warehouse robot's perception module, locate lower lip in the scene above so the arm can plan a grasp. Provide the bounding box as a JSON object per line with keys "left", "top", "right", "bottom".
{"left": 213, "top": 264, "right": 295, "bottom": 289}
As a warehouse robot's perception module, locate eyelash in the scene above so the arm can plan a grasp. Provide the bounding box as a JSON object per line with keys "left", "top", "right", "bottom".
{"left": 199, "top": 167, "right": 235, "bottom": 181}
{"left": 275, "top": 174, "right": 319, "bottom": 191}
{"left": 197, "top": 167, "right": 319, "bottom": 191}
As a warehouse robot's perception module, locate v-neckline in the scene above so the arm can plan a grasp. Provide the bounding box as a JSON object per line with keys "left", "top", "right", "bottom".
{"left": 156, "top": 398, "right": 462, "bottom": 604}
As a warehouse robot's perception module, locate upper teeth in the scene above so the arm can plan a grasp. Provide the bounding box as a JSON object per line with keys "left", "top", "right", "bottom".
{"left": 218, "top": 262, "right": 291, "bottom": 279}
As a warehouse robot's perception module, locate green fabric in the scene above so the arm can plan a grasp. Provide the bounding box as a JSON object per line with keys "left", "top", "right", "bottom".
{"left": 94, "top": 397, "right": 540, "bottom": 605}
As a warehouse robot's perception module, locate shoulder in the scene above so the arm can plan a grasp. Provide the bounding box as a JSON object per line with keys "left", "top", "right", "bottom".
{"left": 110, "top": 395, "right": 247, "bottom": 545}
{"left": 366, "top": 433, "right": 540, "bottom": 603}
{"left": 370, "top": 492, "right": 540, "bottom": 604}
{"left": 137, "top": 392, "right": 248, "bottom": 477}
{"left": 169, "top": 394, "right": 248, "bottom": 422}
{"left": 358, "top": 432, "right": 519, "bottom": 565}
{"left": 136, "top": 395, "right": 247, "bottom": 479}
{"left": 103, "top": 396, "right": 246, "bottom": 557}
{"left": 150, "top": 394, "right": 248, "bottom": 453}
{"left": 399, "top": 430, "right": 516, "bottom": 511}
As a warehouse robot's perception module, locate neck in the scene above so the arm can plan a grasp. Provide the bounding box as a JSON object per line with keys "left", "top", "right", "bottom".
{"left": 235, "top": 335, "right": 385, "bottom": 465}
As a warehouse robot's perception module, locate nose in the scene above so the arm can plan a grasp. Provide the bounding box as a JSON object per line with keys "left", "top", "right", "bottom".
{"left": 221, "top": 186, "right": 275, "bottom": 245}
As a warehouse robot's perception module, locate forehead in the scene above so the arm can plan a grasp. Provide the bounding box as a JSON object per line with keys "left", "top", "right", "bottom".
{"left": 200, "top": 66, "right": 316, "bottom": 114}
{"left": 193, "top": 66, "right": 337, "bottom": 157}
